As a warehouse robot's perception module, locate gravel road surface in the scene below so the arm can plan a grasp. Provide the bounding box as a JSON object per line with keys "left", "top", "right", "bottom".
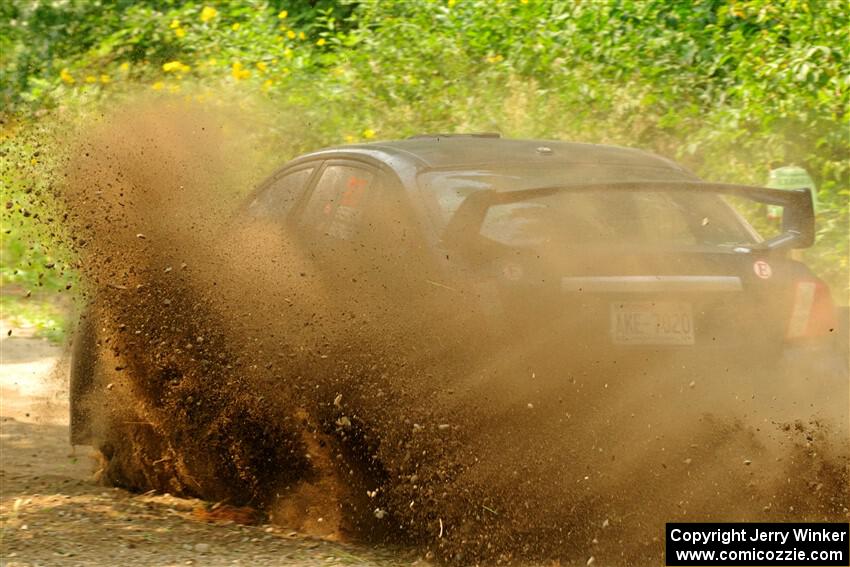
{"left": 0, "top": 331, "right": 425, "bottom": 567}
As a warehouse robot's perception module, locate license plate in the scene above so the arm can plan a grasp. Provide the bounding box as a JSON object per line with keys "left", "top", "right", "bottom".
{"left": 610, "top": 301, "right": 694, "bottom": 345}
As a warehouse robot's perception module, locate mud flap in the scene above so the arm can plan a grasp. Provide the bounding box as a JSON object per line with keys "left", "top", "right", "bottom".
{"left": 69, "top": 310, "right": 96, "bottom": 445}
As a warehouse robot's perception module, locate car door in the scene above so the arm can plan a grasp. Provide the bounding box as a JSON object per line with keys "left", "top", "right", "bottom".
{"left": 295, "top": 159, "right": 436, "bottom": 307}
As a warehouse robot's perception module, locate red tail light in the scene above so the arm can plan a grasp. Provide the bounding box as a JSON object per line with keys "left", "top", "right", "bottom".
{"left": 786, "top": 278, "right": 838, "bottom": 340}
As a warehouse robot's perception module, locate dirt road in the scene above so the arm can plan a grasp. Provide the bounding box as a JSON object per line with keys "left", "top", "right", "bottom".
{"left": 0, "top": 331, "right": 424, "bottom": 567}
{"left": 3, "top": 318, "right": 846, "bottom": 567}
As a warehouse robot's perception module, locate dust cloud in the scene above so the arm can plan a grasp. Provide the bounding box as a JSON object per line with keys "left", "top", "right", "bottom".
{"left": 38, "top": 99, "right": 850, "bottom": 565}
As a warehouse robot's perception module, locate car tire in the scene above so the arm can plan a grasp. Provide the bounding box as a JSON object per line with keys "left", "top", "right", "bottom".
{"left": 69, "top": 308, "right": 97, "bottom": 445}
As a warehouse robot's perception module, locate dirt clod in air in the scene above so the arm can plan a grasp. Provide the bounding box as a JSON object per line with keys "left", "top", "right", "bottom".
{"left": 16, "top": 98, "right": 847, "bottom": 565}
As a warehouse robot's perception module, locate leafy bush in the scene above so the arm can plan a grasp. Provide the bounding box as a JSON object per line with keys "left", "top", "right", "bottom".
{"left": 0, "top": 294, "right": 69, "bottom": 343}
{"left": 1, "top": 0, "right": 847, "bottom": 300}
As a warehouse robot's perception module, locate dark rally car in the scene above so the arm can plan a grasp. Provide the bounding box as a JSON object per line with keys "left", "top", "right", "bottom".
{"left": 70, "top": 134, "right": 843, "bottom": 443}
{"left": 241, "top": 134, "right": 838, "bottom": 363}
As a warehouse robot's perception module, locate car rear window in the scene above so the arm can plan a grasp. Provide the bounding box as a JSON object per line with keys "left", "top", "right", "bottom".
{"left": 419, "top": 169, "right": 757, "bottom": 248}
{"left": 479, "top": 191, "right": 749, "bottom": 247}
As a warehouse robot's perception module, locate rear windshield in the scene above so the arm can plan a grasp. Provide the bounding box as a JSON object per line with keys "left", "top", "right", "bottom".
{"left": 419, "top": 169, "right": 758, "bottom": 248}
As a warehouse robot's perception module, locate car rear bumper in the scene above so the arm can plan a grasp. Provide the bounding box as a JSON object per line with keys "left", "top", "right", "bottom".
{"left": 781, "top": 342, "right": 849, "bottom": 381}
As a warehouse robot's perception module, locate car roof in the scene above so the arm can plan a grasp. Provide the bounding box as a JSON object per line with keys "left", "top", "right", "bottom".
{"left": 304, "top": 135, "right": 693, "bottom": 176}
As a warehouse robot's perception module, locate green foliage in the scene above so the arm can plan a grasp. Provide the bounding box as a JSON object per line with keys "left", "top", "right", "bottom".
{"left": 0, "top": 294, "right": 69, "bottom": 343}
{"left": 1, "top": 0, "right": 847, "bottom": 300}
{"left": 1, "top": 119, "right": 74, "bottom": 294}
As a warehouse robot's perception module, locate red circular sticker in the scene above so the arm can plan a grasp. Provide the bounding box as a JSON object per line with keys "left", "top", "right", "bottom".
{"left": 753, "top": 260, "right": 773, "bottom": 279}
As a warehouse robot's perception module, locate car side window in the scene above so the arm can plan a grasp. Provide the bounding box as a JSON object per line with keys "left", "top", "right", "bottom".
{"left": 300, "top": 163, "right": 377, "bottom": 240}
{"left": 246, "top": 167, "right": 315, "bottom": 221}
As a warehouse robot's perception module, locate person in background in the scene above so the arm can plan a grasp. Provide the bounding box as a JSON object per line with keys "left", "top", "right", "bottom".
{"left": 766, "top": 164, "right": 818, "bottom": 220}
{"left": 766, "top": 165, "right": 819, "bottom": 263}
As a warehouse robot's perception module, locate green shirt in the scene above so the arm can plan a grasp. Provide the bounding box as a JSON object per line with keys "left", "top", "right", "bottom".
{"left": 766, "top": 166, "right": 819, "bottom": 214}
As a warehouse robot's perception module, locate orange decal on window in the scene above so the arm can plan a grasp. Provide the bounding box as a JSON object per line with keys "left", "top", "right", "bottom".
{"left": 341, "top": 176, "right": 369, "bottom": 207}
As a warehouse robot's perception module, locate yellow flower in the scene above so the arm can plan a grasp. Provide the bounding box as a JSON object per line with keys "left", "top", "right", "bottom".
{"left": 169, "top": 19, "right": 181, "bottom": 29}
{"left": 207, "top": 58, "right": 218, "bottom": 66}
{"left": 316, "top": 38, "right": 326, "bottom": 46}
{"left": 200, "top": 6, "right": 218, "bottom": 23}
{"left": 163, "top": 61, "right": 191, "bottom": 74}
{"left": 262, "top": 79, "right": 273, "bottom": 91}
{"left": 486, "top": 54, "right": 504, "bottom": 63}
{"left": 277, "top": 10, "right": 288, "bottom": 19}
{"left": 231, "top": 62, "right": 251, "bottom": 81}
{"left": 362, "top": 128, "right": 376, "bottom": 139}
{"left": 151, "top": 81, "right": 165, "bottom": 91}
{"left": 287, "top": 30, "right": 296, "bottom": 39}
{"left": 174, "top": 27, "right": 187, "bottom": 38}
{"left": 119, "top": 62, "right": 130, "bottom": 73}
{"left": 256, "top": 61, "right": 268, "bottom": 72}
{"left": 59, "top": 68, "right": 75, "bottom": 84}
{"left": 298, "top": 31, "right": 306, "bottom": 40}
{"left": 231, "top": 22, "right": 241, "bottom": 31}
{"left": 520, "top": 0, "right": 529, "bottom": 3}
{"left": 344, "top": 135, "right": 356, "bottom": 143}
{"left": 100, "top": 74, "right": 111, "bottom": 84}
{"left": 448, "top": 0, "right": 457, "bottom": 6}
{"left": 283, "top": 48, "right": 293, "bottom": 59}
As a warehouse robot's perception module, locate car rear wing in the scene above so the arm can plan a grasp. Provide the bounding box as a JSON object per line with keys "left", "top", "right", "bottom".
{"left": 447, "top": 181, "right": 815, "bottom": 250}
{"left": 604, "top": 181, "right": 816, "bottom": 249}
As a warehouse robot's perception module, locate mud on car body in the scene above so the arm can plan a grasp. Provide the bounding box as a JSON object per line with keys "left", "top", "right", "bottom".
{"left": 70, "top": 134, "right": 843, "bottom": 443}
